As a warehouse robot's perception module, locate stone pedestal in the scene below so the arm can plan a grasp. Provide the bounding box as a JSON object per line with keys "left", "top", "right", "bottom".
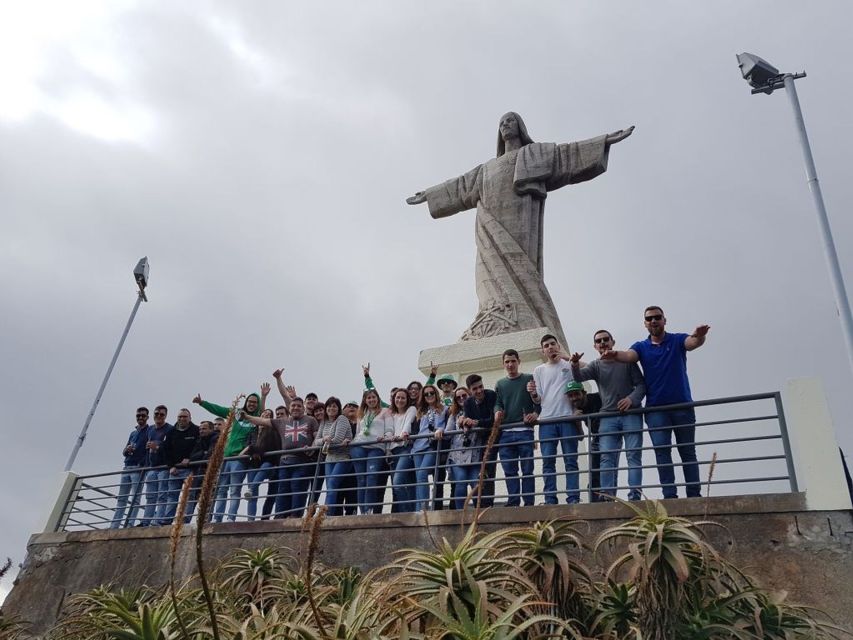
{"left": 417, "top": 327, "right": 552, "bottom": 388}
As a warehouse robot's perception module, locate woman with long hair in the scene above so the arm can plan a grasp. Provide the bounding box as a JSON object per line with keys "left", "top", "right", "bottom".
{"left": 412, "top": 383, "right": 448, "bottom": 512}
{"left": 314, "top": 397, "right": 352, "bottom": 516}
{"left": 243, "top": 408, "right": 282, "bottom": 521}
{"left": 385, "top": 388, "right": 418, "bottom": 512}
{"left": 350, "top": 389, "right": 393, "bottom": 514}
{"left": 447, "top": 386, "right": 484, "bottom": 509}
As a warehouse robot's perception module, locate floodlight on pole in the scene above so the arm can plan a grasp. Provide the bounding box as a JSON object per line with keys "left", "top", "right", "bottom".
{"left": 736, "top": 53, "right": 853, "bottom": 380}
{"left": 64, "top": 257, "right": 150, "bottom": 472}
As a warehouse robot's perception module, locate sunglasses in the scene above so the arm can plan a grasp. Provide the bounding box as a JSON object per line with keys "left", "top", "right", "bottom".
{"left": 423, "top": 391, "right": 436, "bottom": 397}
{"left": 154, "top": 412, "right": 166, "bottom": 417}
{"left": 644, "top": 314, "right": 663, "bottom": 322}
{"left": 594, "top": 336, "right": 611, "bottom": 344}
{"left": 136, "top": 414, "right": 147, "bottom": 419}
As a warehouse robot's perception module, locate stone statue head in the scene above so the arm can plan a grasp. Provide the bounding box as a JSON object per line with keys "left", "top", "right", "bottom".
{"left": 496, "top": 111, "right": 534, "bottom": 157}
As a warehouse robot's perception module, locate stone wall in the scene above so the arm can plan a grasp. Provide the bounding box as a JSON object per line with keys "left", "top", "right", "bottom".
{"left": 4, "top": 493, "right": 853, "bottom": 637}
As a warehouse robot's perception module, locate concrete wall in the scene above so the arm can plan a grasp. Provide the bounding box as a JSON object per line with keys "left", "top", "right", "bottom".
{"left": 3, "top": 493, "right": 853, "bottom": 637}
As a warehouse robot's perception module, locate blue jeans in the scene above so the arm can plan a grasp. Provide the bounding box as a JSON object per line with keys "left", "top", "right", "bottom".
{"left": 162, "top": 468, "right": 193, "bottom": 523}
{"left": 646, "top": 409, "right": 700, "bottom": 498}
{"left": 142, "top": 469, "right": 170, "bottom": 525}
{"left": 498, "top": 430, "right": 535, "bottom": 506}
{"left": 350, "top": 446, "right": 385, "bottom": 514}
{"left": 599, "top": 414, "right": 644, "bottom": 500}
{"left": 275, "top": 461, "right": 310, "bottom": 518}
{"left": 413, "top": 450, "right": 438, "bottom": 512}
{"left": 539, "top": 422, "right": 581, "bottom": 504}
{"left": 246, "top": 462, "right": 275, "bottom": 521}
{"left": 213, "top": 460, "right": 248, "bottom": 522}
{"left": 111, "top": 465, "right": 144, "bottom": 528}
{"left": 390, "top": 446, "right": 415, "bottom": 513}
{"left": 325, "top": 460, "right": 353, "bottom": 516}
{"left": 450, "top": 464, "right": 480, "bottom": 510}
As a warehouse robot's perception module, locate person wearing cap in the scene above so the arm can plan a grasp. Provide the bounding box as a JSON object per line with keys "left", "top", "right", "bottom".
{"left": 571, "top": 330, "right": 646, "bottom": 501}
{"left": 602, "top": 306, "right": 709, "bottom": 499}
{"left": 528, "top": 334, "right": 580, "bottom": 504}
{"left": 565, "top": 381, "right": 604, "bottom": 500}
{"left": 436, "top": 373, "right": 457, "bottom": 407}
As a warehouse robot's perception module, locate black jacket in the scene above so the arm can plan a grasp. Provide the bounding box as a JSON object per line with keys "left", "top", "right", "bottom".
{"left": 162, "top": 423, "right": 200, "bottom": 467}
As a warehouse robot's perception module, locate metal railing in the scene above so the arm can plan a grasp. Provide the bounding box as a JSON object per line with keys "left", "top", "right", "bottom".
{"left": 55, "top": 392, "right": 797, "bottom": 531}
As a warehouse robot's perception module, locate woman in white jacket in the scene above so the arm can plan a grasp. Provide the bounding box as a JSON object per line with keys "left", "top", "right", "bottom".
{"left": 385, "top": 388, "right": 418, "bottom": 512}
{"left": 350, "top": 389, "right": 393, "bottom": 514}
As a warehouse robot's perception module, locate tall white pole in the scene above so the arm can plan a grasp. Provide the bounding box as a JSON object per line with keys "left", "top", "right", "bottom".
{"left": 782, "top": 74, "right": 853, "bottom": 378}
{"left": 64, "top": 289, "right": 146, "bottom": 472}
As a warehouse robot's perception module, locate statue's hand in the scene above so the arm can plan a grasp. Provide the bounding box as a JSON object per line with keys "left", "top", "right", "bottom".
{"left": 406, "top": 191, "right": 427, "bottom": 205}
{"left": 605, "top": 125, "right": 635, "bottom": 145}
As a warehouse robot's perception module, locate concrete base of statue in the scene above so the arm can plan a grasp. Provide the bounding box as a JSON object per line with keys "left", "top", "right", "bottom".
{"left": 417, "top": 327, "right": 594, "bottom": 505}
{"left": 417, "top": 327, "right": 551, "bottom": 388}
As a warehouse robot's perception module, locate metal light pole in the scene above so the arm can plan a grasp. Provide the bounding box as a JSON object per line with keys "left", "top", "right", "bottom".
{"left": 64, "top": 257, "right": 150, "bottom": 472}
{"left": 737, "top": 53, "right": 853, "bottom": 379}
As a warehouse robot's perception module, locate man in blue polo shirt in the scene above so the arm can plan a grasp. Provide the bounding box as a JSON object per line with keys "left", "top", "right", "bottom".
{"left": 602, "top": 306, "right": 709, "bottom": 498}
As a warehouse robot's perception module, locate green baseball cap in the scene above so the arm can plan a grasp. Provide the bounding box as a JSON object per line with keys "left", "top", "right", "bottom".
{"left": 565, "top": 381, "right": 585, "bottom": 393}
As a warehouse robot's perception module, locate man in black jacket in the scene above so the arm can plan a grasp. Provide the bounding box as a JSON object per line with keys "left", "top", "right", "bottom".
{"left": 460, "top": 374, "right": 498, "bottom": 507}
{"left": 160, "top": 408, "right": 200, "bottom": 524}
{"left": 184, "top": 420, "right": 218, "bottom": 523}
{"left": 566, "top": 382, "right": 603, "bottom": 502}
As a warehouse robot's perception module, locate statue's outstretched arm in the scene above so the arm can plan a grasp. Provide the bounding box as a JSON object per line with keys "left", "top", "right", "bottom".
{"left": 406, "top": 191, "right": 427, "bottom": 205}
{"left": 605, "top": 125, "right": 635, "bottom": 145}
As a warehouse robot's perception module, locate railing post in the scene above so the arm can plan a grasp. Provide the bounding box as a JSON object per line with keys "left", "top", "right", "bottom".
{"left": 43, "top": 472, "right": 80, "bottom": 533}
{"left": 773, "top": 392, "right": 800, "bottom": 493}
{"left": 784, "top": 378, "right": 851, "bottom": 510}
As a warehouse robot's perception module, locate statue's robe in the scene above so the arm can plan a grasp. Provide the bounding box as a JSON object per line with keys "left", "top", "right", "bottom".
{"left": 424, "top": 136, "right": 610, "bottom": 343}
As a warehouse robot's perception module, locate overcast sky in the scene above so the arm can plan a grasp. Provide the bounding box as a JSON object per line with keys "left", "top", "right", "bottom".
{"left": 2, "top": 1, "right": 852, "bottom": 602}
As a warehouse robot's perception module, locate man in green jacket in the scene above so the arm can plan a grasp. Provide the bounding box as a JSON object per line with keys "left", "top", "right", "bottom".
{"left": 193, "top": 384, "right": 269, "bottom": 522}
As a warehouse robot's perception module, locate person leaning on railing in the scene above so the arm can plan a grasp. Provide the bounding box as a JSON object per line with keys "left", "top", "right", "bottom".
{"left": 448, "top": 385, "right": 488, "bottom": 510}
{"left": 494, "top": 349, "right": 540, "bottom": 507}
{"left": 242, "top": 408, "right": 282, "bottom": 521}
{"left": 110, "top": 406, "right": 150, "bottom": 529}
{"left": 570, "top": 329, "right": 646, "bottom": 501}
{"left": 193, "top": 387, "right": 266, "bottom": 522}
{"left": 184, "top": 420, "right": 218, "bottom": 523}
{"left": 159, "top": 408, "right": 200, "bottom": 525}
{"left": 350, "top": 389, "right": 393, "bottom": 515}
{"left": 459, "top": 374, "right": 497, "bottom": 507}
{"left": 412, "top": 383, "right": 449, "bottom": 512}
{"left": 243, "top": 397, "right": 317, "bottom": 519}
{"left": 315, "top": 397, "right": 353, "bottom": 517}
{"left": 384, "top": 388, "right": 418, "bottom": 513}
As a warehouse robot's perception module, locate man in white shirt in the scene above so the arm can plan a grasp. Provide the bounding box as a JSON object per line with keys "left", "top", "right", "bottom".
{"left": 528, "top": 334, "right": 581, "bottom": 504}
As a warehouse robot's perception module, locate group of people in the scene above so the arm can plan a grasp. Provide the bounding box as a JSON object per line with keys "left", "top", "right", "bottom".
{"left": 109, "top": 306, "right": 709, "bottom": 527}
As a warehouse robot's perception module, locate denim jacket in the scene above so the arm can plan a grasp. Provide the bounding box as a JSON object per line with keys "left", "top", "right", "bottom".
{"left": 122, "top": 425, "right": 149, "bottom": 466}
{"left": 412, "top": 407, "right": 449, "bottom": 454}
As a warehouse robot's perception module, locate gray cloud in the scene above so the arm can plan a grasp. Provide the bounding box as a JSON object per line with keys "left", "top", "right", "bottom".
{"left": 2, "top": 0, "right": 852, "bottom": 600}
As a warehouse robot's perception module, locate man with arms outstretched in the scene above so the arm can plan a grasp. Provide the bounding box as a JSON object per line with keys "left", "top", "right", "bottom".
{"left": 602, "top": 306, "right": 709, "bottom": 498}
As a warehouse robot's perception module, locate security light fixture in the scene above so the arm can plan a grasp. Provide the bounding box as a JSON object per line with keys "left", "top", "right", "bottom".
{"left": 736, "top": 52, "right": 804, "bottom": 94}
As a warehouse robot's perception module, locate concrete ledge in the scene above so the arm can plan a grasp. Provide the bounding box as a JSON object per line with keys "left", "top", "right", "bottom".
{"left": 28, "top": 493, "right": 809, "bottom": 546}
{"left": 7, "top": 492, "right": 852, "bottom": 638}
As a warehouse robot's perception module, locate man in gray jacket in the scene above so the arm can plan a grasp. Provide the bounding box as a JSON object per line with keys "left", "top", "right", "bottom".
{"left": 571, "top": 330, "right": 646, "bottom": 500}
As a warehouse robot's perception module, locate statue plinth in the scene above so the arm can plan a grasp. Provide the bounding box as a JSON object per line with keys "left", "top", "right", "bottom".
{"left": 417, "top": 328, "right": 553, "bottom": 389}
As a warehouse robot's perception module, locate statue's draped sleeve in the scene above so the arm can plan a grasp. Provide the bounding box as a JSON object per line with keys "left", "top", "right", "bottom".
{"left": 546, "top": 134, "right": 609, "bottom": 191}
{"left": 510, "top": 135, "right": 609, "bottom": 198}
{"left": 424, "top": 164, "right": 483, "bottom": 219}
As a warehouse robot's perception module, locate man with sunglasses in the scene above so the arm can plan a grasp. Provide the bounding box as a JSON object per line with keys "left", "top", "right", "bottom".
{"left": 110, "top": 407, "right": 150, "bottom": 528}
{"left": 141, "top": 405, "right": 173, "bottom": 525}
{"left": 571, "top": 330, "right": 646, "bottom": 501}
{"left": 602, "top": 306, "right": 709, "bottom": 499}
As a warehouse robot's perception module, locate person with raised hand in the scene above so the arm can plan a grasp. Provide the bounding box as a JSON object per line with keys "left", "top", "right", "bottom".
{"left": 350, "top": 389, "right": 393, "bottom": 514}
{"left": 242, "top": 408, "right": 282, "bottom": 521}
{"left": 602, "top": 306, "right": 709, "bottom": 499}
{"left": 193, "top": 387, "right": 265, "bottom": 522}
